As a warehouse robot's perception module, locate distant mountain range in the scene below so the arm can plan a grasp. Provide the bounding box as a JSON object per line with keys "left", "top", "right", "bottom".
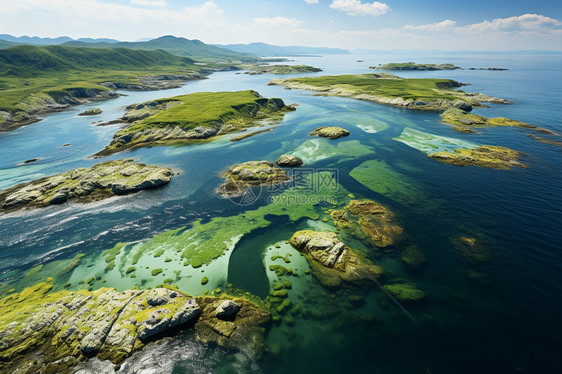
{"left": 0, "top": 34, "right": 119, "bottom": 45}
{"left": 215, "top": 42, "right": 349, "bottom": 56}
{"left": 62, "top": 35, "right": 252, "bottom": 61}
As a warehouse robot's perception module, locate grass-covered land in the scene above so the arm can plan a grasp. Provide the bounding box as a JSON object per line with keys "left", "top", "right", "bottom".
{"left": 269, "top": 73, "right": 510, "bottom": 111}
{"left": 98, "top": 90, "right": 294, "bottom": 155}
{"left": 245, "top": 64, "right": 322, "bottom": 75}
{"left": 0, "top": 45, "right": 230, "bottom": 131}
{"left": 371, "top": 62, "right": 461, "bottom": 71}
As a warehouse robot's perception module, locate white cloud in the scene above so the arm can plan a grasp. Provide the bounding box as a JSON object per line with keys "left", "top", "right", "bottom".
{"left": 253, "top": 16, "right": 302, "bottom": 28}
{"left": 461, "top": 14, "right": 560, "bottom": 32}
{"left": 130, "top": 0, "right": 167, "bottom": 7}
{"left": 330, "top": 0, "right": 389, "bottom": 17}
{"left": 305, "top": 0, "right": 319, "bottom": 4}
{"left": 404, "top": 19, "right": 456, "bottom": 31}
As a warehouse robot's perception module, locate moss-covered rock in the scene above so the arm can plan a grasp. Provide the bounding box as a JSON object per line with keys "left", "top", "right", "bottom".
{"left": 428, "top": 145, "right": 525, "bottom": 170}
{"left": 0, "top": 280, "right": 269, "bottom": 373}
{"left": 331, "top": 199, "right": 403, "bottom": 248}
{"left": 440, "top": 108, "right": 558, "bottom": 136}
{"left": 383, "top": 282, "right": 426, "bottom": 303}
{"left": 217, "top": 160, "right": 288, "bottom": 197}
{"left": 289, "top": 230, "right": 383, "bottom": 287}
{"left": 275, "top": 154, "right": 304, "bottom": 167}
{"left": 0, "top": 159, "right": 174, "bottom": 214}
{"left": 309, "top": 126, "right": 350, "bottom": 139}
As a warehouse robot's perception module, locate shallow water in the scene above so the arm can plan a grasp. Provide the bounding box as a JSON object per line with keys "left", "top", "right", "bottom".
{"left": 1, "top": 53, "right": 561, "bottom": 373}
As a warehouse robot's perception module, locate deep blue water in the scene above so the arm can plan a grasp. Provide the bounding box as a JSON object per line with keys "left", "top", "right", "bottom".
{"left": 0, "top": 53, "right": 561, "bottom": 373}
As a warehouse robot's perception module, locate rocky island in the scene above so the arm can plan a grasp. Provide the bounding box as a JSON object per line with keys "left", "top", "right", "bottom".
{"left": 289, "top": 230, "right": 384, "bottom": 287}
{"left": 330, "top": 199, "right": 404, "bottom": 248}
{"left": 0, "top": 279, "right": 269, "bottom": 373}
{"left": 0, "top": 159, "right": 174, "bottom": 214}
{"left": 428, "top": 145, "right": 525, "bottom": 169}
{"left": 309, "top": 126, "right": 350, "bottom": 139}
{"left": 217, "top": 160, "right": 288, "bottom": 197}
{"left": 95, "top": 90, "right": 295, "bottom": 156}
{"left": 269, "top": 74, "right": 510, "bottom": 112}
{"left": 370, "top": 62, "right": 461, "bottom": 71}
{"left": 244, "top": 64, "right": 322, "bottom": 75}
{"left": 440, "top": 108, "right": 559, "bottom": 135}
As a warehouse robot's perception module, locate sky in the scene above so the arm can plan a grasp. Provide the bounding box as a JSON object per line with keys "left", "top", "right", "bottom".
{"left": 1, "top": 0, "right": 561, "bottom": 50}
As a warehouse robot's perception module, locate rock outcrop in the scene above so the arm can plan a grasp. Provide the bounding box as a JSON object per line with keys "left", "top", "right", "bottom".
{"left": 0, "top": 280, "right": 269, "bottom": 373}
{"left": 217, "top": 161, "right": 288, "bottom": 197}
{"left": 289, "top": 230, "right": 384, "bottom": 287}
{"left": 309, "top": 126, "right": 350, "bottom": 139}
{"left": 78, "top": 107, "right": 102, "bottom": 116}
{"left": 331, "top": 199, "right": 403, "bottom": 248}
{"left": 0, "top": 159, "right": 174, "bottom": 214}
{"left": 440, "top": 108, "right": 558, "bottom": 136}
{"left": 428, "top": 145, "right": 525, "bottom": 170}
{"left": 275, "top": 154, "right": 304, "bottom": 167}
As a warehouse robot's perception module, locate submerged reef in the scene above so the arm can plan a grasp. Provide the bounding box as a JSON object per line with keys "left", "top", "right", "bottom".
{"left": 95, "top": 90, "right": 294, "bottom": 156}
{"left": 330, "top": 199, "right": 404, "bottom": 248}
{"left": 269, "top": 74, "right": 510, "bottom": 112}
{"left": 217, "top": 160, "right": 289, "bottom": 197}
{"left": 383, "top": 281, "right": 426, "bottom": 303}
{"left": 428, "top": 145, "right": 525, "bottom": 170}
{"left": 309, "top": 126, "right": 350, "bottom": 139}
{"left": 289, "top": 230, "right": 384, "bottom": 287}
{"left": 0, "top": 279, "right": 269, "bottom": 373}
{"left": 0, "top": 159, "right": 174, "bottom": 214}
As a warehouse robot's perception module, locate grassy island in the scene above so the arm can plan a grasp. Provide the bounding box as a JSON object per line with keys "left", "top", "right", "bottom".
{"left": 269, "top": 73, "right": 510, "bottom": 111}
{"left": 371, "top": 62, "right": 461, "bottom": 71}
{"left": 245, "top": 64, "right": 322, "bottom": 75}
{"left": 96, "top": 90, "right": 294, "bottom": 155}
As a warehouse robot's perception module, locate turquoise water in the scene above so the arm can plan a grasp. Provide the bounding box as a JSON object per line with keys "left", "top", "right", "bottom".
{"left": 1, "top": 54, "right": 561, "bottom": 373}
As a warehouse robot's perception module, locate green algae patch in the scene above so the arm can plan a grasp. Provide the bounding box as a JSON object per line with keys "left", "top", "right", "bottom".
{"left": 151, "top": 268, "right": 163, "bottom": 276}
{"left": 99, "top": 90, "right": 294, "bottom": 155}
{"left": 393, "top": 127, "right": 478, "bottom": 154}
{"left": 292, "top": 138, "right": 373, "bottom": 164}
{"left": 349, "top": 159, "right": 426, "bottom": 206}
{"left": 429, "top": 145, "right": 525, "bottom": 170}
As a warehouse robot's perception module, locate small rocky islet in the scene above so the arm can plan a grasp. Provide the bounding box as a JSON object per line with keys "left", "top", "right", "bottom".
{"left": 0, "top": 159, "right": 174, "bottom": 214}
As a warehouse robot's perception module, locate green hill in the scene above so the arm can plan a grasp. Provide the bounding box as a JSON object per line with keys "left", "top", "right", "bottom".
{"left": 63, "top": 35, "right": 255, "bottom": 61}
{"left": 0, "top": 45, "right": 194, "bottom": 77}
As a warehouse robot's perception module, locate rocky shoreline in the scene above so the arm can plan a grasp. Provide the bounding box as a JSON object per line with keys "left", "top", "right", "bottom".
{"left": 0, "top": 280, "right": 269, "bottom": 373}
{"left": 0, "top": 159, "right": 174, "bottom": 214}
